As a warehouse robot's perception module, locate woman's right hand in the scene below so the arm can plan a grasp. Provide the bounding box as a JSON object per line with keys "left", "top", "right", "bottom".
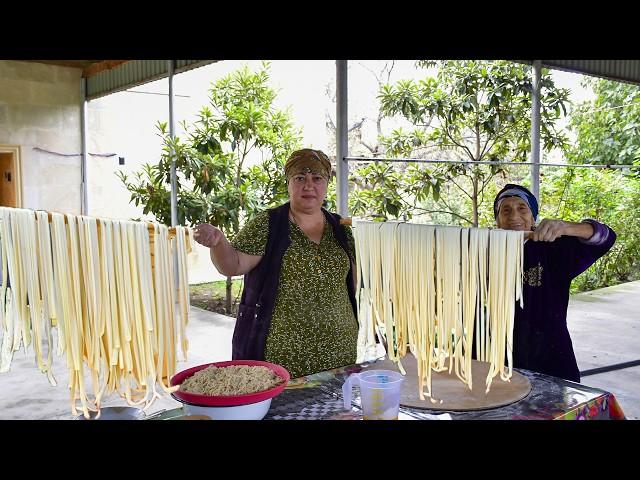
{"left": 193, "top": 224, "right": 224, "bottom": 248}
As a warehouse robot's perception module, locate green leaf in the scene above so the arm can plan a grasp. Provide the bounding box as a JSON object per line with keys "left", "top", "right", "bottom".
{"left": 432, "top": 183, "right": 441, "bottom": 202}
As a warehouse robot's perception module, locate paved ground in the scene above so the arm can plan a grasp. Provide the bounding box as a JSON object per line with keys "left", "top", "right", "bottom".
{"left": 0, "top": 281, "right": 638, "bottom": 419}
{"left": 567, "top": 280, "right": 640, "bottom": 419}
{"left": 0, "top": 306, "right": 236, "bottom": 420}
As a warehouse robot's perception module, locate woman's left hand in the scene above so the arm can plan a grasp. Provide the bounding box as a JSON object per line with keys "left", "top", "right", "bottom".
{"left": 530, "top": 219, "right": 567, "bottom": 242}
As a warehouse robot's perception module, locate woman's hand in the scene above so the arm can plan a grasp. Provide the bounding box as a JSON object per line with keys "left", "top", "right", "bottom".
{"left": 193, "top": 223, "right": 262, "bottom": 276}
{"left": 193, "top": 224, "right": 224, "bottom": 248}
{"left": 530, "top": 219, "right": 567, "bottom": 242}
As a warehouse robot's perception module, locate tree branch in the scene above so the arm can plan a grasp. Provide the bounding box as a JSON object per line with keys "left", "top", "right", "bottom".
{"left": 358, "top": 61, "right": 382, "bottom": 83}
{"left": 237, "top": 140, "right": 250, "bottom": 190}
{"left": 479, "top": 118, "right": 513, "bottom": 160}
{"left": 447, "top": 175, "right": 473, "bottom": 200}
{"left": 383, "top": 60, "right": 396, "bottom": 83}
{"left": 325, "top": 112, "right": 336, "bottom": 132}
{"left": 413, "top": 208, "right": 473, "bottom": 225}
{"left": 325, "top": 82, "right": 336, "bottom": 103}
{"left": 442, "top": 117, "right": 475, "bottom": 159}
{"left": 403, "top": 197, "right": 472, "bottom": 225}
{"left": 361, "top": 140, "right": 378, "bottom": 155}
{"left": 357, "top": 60, "right": 396, "bottom": 86}
{"left": 349, "top": 117, "right": 366, "bottom": 132}
{"left": 394, "top": 191, "right": 473, "bottom": 225}
{"left": 437, "top": 195, "right": 471, "bottom": 223}
{"left": 478, "top": 135, "right": 499, "bottom": 161}
{"left": 479, "top": 174, "right": 493, "bottom": 196}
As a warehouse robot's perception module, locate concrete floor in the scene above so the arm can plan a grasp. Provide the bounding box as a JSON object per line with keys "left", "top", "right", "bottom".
{"left": 0, "top": 307, "right": 236, "bottom": 420}
{"left": 0, "top": 281, "right": 638, "bottom": 420}
{"left": 567, "top": 280, "right": 640, "bottom": 419}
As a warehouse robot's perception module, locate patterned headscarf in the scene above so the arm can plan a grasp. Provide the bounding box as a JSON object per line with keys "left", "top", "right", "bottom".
{"left": 493, "top": 184, "right": 539, "bottom": 221}
{"left": 284, "top": 149, "right": 332, "bottom": 181}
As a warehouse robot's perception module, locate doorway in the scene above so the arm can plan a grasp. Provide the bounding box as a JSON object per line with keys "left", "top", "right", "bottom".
{"left": 0, "top": 146, "right": 22, "bottom": 208}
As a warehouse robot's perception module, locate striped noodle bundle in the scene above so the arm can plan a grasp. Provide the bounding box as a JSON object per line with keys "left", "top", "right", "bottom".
{"left": 354, "top": 220, "right": 523, "bottom": 402}
{"left": 0, "top": 206, "right": 191, "bottom": 418}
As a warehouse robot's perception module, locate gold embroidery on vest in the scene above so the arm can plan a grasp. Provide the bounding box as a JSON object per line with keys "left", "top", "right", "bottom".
{"left": 524, "top": 262, "right": 543, "bottom": 287}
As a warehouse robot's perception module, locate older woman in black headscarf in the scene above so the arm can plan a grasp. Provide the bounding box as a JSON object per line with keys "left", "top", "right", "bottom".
{"left": 193, "top": 149, "right": 358, "bottom": 379}
{"left": 493, "top": 184, "right": 616, "bottom": 382}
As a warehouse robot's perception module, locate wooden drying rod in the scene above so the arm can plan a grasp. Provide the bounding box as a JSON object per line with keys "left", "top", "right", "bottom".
{"left": 339, "top": 217, "right": 533, "bottom": 239}
{"left": 37, "top": 210, "right": 188, "bottom": 242}
{"left": 36, "top": 210, "right": 531, "bottom": 240}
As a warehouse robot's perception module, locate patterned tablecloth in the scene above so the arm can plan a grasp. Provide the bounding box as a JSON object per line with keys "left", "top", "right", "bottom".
{"left": 154, "top": 362, "right": 626, "bottom": 420}
{"left": 263, "top": 363, "right": 626, "bottom": 420}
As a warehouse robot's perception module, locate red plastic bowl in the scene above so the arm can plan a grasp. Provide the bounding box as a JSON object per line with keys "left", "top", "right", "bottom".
{"left": 170, "top": 360, "right": 290, "bottom": 407}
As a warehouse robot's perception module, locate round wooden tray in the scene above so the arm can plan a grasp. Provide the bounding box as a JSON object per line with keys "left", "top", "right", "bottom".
{"left": 362, "top": 354, "right": 531, "bottom": 411}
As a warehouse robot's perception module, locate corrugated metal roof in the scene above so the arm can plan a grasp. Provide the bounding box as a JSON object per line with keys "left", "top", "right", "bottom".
{"left": 82, "top": 59, "right": 640, "bottom": 100}
{"left": 515, "top": 60, "right": 640, "bottom": 86}
{"left": 86, "top": 60, "right": 218, "bottom": 100}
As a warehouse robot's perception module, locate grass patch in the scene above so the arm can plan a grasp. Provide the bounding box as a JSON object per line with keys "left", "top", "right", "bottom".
{"left": 189, "top": 279, "right": 244, "bottom": 316}
{"left": 190, "top": 279, "right": 243, "bottom": 297}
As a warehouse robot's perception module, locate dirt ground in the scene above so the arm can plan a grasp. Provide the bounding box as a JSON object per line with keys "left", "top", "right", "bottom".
{"left": 189, "top": 290, "right": 240, "bottom": 317}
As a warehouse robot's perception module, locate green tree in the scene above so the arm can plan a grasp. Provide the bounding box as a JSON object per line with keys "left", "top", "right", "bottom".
{"left": 541, "top": 167, "right": 640, "bottom": 292}
{"left": 118, "top": 62, "right": 302, "bottom": 312}
{"left": 569, "top": 78, "right": 640, "bottom": 170}
{"left": 375, "top": 60, "right": 570, "bottom": 226}
{"left": 541, "top": 77, "right": 640, "bottom": 292}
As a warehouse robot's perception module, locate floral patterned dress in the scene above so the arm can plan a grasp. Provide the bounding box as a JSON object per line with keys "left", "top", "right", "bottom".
{"left": 232, "top": 210, "right": 358, "bottom": 378}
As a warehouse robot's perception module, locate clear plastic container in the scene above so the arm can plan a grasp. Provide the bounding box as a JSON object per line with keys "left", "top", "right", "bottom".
{"left": 342, "top": 369, "right": 404, "bottom": 420}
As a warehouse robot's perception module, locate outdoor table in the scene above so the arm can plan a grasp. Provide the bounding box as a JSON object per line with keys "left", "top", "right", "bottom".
{"left": 155, "top": 361, "right": 626, "bottom": 420}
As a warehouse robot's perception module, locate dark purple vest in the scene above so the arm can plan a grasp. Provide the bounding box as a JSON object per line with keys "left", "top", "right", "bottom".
{"left": 231, "top": 202, "right": 358, "bottom": 360}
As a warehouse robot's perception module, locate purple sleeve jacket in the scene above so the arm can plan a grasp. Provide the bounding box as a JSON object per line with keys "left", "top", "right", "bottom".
{"left": 512, "top": 219, "right": 616, "bottom": 382}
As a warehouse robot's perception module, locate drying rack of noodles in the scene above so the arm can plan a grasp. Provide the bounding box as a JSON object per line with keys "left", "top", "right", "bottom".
{"left": 346, "top": 217, "right": 531, "bottom": 409}
{"left": 169, "top": 360, "right": 290, "bottom": 420}
{"left": 0, "top": 206, "right": 192, "bottom": 419}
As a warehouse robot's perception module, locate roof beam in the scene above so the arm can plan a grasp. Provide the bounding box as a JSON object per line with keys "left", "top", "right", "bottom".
{"left": 82, "top": 60, "right": 131, "bottom": 78}
{"left": 514, "top": 60, "right": 640, "bottom": 86}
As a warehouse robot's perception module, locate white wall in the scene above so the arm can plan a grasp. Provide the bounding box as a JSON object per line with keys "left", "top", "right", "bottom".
{"left": 85, "top": 80, "right": 226, "bottom": 284}
{"left": 86, "top": 88, "right": 169, "bottom": 220}
{"left": 0, "top": 60, "right": 83, "bottom": 213}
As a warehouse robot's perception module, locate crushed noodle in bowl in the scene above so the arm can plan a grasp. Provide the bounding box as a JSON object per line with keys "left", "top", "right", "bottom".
{"left": 179, "top": 365, "right": 285, "bottom": 396}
